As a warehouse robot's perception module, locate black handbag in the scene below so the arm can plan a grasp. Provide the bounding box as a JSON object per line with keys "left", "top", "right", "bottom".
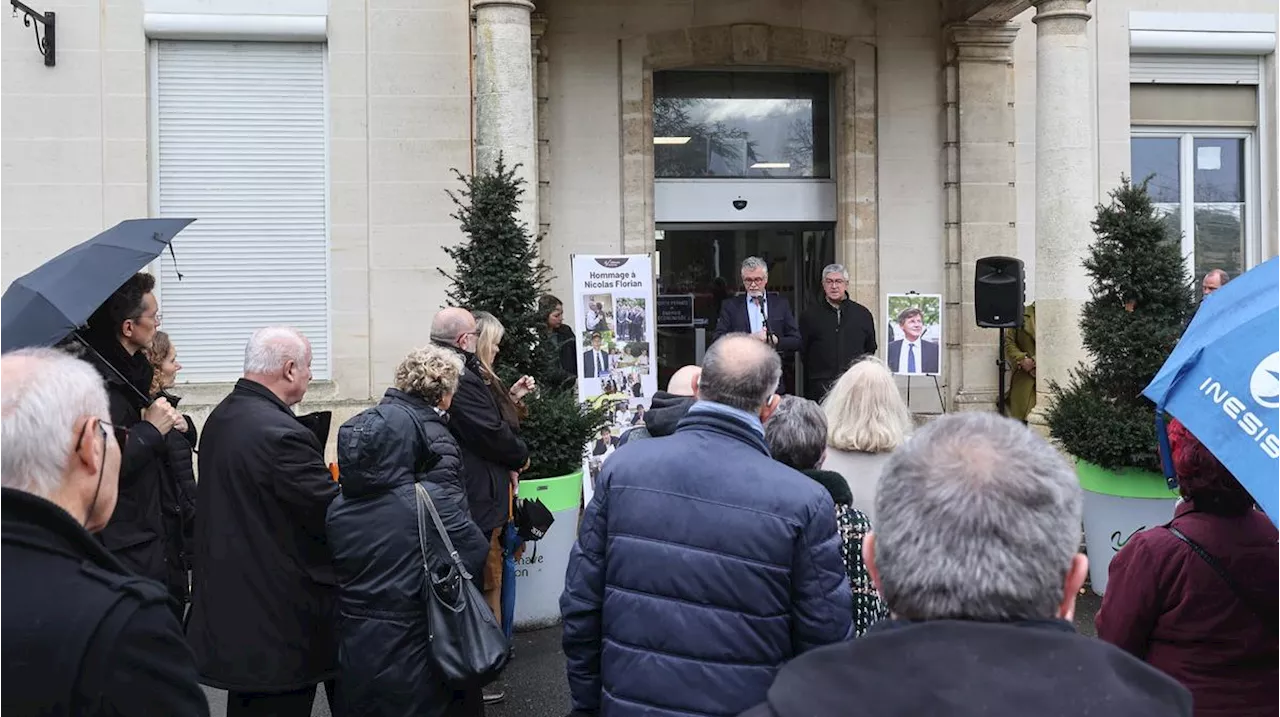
{"left": 414, "top": 480, "right": 510, "bottom": 686}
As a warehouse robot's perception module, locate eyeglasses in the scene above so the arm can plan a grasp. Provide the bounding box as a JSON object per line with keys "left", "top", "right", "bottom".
{"left": 823, "top": 278, "right": 847, "bottom": 286}
{"left": 742, "top": 277, "right": 767, "bottom": 285}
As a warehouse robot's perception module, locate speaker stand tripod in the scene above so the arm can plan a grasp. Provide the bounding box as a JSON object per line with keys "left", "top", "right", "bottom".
{"left": 996, "top": 328, "right": 1007, "bottom": 417}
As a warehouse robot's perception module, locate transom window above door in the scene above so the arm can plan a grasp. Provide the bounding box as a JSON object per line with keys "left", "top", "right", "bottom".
{"left": 653, "top": 70, "right": 832, "bottom": 179}
{"left": 1131, "top": 131, "right": 1256, "bottom": 281}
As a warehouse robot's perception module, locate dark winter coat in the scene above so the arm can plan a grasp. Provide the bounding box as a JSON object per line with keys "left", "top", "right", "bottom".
{"left": 327, "top": 391, "right": 490, "bottom": 717}
{"left": 799, "top": 297, "right": 877, "bottom": 400}
{"left": 187, "top": 379, "right": 341, "bottom": 692}
{"left": 81, "top": 330, "right": 194, "bottom": 606}
{"left": 437, "top": 344, "right": 529, "bottom": 533}
{"left": 740, "top": 619, "right": 1192, "bottom": 717}
{"left": 561, "top": 404, "right": 852, "bottom": 717}
{"left": 615, "top": 391, "right": 695, "bottom": 446}
{"left": 544, "top": 324, "right": 578, "bottom": 388}
{"left": 157, "top": 391, "right": 198, "bottom": 607}
{"left": 2, "top": 488, "right": 209, "bottom": 717}
{"left": 1097, "top": 500, "right": 1278, "bottom": 717}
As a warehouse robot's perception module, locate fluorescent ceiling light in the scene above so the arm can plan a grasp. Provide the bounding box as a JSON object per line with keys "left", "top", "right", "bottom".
{"left": 653, "top": 136, "right": 691, "bottom": 145}
{"left": 751, "top": 162, "right": 791, "bottom": 169}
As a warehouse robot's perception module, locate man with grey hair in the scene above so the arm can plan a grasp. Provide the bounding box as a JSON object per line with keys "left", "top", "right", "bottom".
{"left": 714, "top": 257, "right": 801, "bottom": 393}
{"left": 2, "top": 349, "right": 209, "bottom": 716}
{"left": 187, "top": 327, "right": 342, "bottom": 717}
{"left": 799, "top": 263, "right": 877, "bottom": 401}
{"left": 741, "top": 413, "right": 1192, "bottom": 717}
{"left": 1201, "top": 268, "right": 1229, "bottom": 297}
{"left": 563, "top": 335, "right": 851, "bottom": 717}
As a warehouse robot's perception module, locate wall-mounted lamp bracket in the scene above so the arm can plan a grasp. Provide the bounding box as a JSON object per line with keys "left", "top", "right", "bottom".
{"left": 9, "top": 0, "right": 55, "bottom": 67}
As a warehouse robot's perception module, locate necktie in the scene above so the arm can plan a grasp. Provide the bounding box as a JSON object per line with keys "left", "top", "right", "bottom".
{"left": 908, "top": 344, "right": 917, "bottom": 373}
{"left": 597, "top": 352, "right": 604, "bottom": 375}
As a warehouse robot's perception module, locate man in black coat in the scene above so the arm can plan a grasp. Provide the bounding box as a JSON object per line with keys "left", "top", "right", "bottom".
{"left": 740, "top": 413, "right": 1192, "bottom": 717}
{"left": 799, "top": 264, "right": 877, "bottom": 402}
{"left": 79, "top": 272, "right": 191, "bottom": 613}
{"left": 187, "top": 327, "right": 341, "bottom": 717}
{"left": 431, "top": 308, "right": 529, "bottom": 697}
{"left": 1, "top": 349, "right": 208, "bottom": 717}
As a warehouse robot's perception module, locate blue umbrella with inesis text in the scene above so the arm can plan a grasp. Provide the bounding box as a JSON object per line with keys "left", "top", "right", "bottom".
{"left": 1143, "top": 257, "right": 1279, "bottom": 525}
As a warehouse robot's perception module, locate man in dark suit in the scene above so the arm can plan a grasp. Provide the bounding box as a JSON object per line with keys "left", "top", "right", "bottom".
{"left": 582, "top": 333, "right": 611, "bottom": 379}
{"left": 714, "top": 257, "right": 801, "bottom": 391}
{"left": 886, "top": 307, "right": 940, "bottom": 374}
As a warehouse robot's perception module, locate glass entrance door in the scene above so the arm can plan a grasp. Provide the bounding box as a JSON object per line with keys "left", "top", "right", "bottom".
{"left": 654, "top": 224, "right": 835, "bottom": 395}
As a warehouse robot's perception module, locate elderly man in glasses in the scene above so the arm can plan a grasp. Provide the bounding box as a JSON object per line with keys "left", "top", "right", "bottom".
{"left": 713, "top": 257, "right": 801, "bottom": 393}
{"left": 799, "top": 263, "right": 878, "bottom": 402}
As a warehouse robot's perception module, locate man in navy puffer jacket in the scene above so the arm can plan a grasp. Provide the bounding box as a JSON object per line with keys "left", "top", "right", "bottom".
{"left": 561, "top": 334, "right": 852, "bottom": 717}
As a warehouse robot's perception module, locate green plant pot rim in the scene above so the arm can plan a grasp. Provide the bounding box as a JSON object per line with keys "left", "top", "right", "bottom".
{"left": 518, "top": 471, "right": 582, "bottom": 513}
{"left": 1076, "top": 460, "right": 1179, "bottom": 500}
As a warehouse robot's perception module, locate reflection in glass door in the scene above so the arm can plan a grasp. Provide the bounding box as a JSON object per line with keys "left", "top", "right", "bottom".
{"left": 654, "top": 224, "right": 835, "bottom": 395}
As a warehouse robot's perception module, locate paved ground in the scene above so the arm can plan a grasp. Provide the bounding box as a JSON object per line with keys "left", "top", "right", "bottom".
{"left": 202, "top": 591, "right": 1103, "bottom": 716}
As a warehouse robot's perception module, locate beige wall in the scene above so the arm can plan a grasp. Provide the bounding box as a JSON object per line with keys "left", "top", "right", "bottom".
{"left": 540, "top": 0, "right": 948, "bottom": 336}
{"left": 1, "top": 1, "right": 473, "bottom": 415}
{"left": 1, "top": 0, "right": 149, "bottom": 287}
{"left": 1012, "top": 0, "right": 1278, "bottom": 303}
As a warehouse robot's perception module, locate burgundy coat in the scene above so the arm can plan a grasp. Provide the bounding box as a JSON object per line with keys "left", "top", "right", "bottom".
{"left": 1096, "top": 500, "right": 1278, "bottom": 717}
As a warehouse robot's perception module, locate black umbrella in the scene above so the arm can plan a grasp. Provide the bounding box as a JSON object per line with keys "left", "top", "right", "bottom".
{"left": 1, "top": 218, "right": 194, "bottom": 354}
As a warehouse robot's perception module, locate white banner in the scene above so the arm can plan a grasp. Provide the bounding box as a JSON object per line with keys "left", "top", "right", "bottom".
{"left": 573, "top": 254, "right": 657, "bottom": 505}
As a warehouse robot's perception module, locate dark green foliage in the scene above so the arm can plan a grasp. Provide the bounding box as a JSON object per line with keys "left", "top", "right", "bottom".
{"left": 1047, "top": 178, "right": 1195, "bottom": 472}
{"left": 442, "top": 157, "right": 551, "bottom": 384}
{"left": 520, "top": 389, "right": 611, "bottom": 481}
{"left": 441, "top": 156, "right": 609, "bottom": 479}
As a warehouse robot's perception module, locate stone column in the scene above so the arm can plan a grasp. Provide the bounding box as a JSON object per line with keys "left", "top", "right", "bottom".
{"left": 532, "top": 13, "right": 550, "bottom": 246}
{"left": 945, "top": 23, "right": 1021, "bottom": 412}
{"left": 1027, "top": 0, "right": 1093, "bottom": 432}
{"left": 473, "top": 0, "right": 537, "bottom": 234}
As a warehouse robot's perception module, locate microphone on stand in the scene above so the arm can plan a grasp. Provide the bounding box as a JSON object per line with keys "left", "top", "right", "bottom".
{"left": 753, "top": 294, "right": 775, "bottom": 347}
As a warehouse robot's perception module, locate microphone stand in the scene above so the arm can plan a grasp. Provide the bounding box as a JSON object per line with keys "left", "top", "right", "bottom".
{"left": 754, "top": 294, "right": 775, "bottom": 347}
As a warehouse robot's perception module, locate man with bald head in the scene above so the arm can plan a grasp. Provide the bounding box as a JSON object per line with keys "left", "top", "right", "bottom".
{"left": 562, "top": 335, "right": 852, "bottom": 717}
{"left": 616, "top": 364, "right": 700, "bottom": 446}
{"left": 431, "top": 307, "right": 528, "bottom": 683}
{"left": 188, "top": 327, "right": 342, "bottom": 716}
{"left": 2, "top": 349, "right": 208, "bottom": 716}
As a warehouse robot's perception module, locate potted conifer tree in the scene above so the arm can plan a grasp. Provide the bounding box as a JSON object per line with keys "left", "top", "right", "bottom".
{"left": 441, "top": 157, "right": 608, "bottom": 627}
{"left": 1046, "top": 177, "right": 1195, "bottom": 595}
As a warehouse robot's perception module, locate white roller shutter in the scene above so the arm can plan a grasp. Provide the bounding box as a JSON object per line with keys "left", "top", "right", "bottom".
{"left": 155, "top": 41, "right": 329, "bottom": 382}
{"left": 1130, "top": 55, "right": 1261, "bottom": 85}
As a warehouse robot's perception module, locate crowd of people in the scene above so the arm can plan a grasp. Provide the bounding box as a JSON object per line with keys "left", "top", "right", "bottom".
{"left": 1, "top": 265, "right": 1274, "bottom": 717}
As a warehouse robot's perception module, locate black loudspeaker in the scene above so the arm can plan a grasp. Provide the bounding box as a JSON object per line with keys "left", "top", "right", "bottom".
{"left": 975, "top": 256, "right": 1025, "bottom": 328}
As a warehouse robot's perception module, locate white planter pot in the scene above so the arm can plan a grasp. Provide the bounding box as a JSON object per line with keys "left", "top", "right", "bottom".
{"left": 1077, "top": 460, "right": 1179, "bottom": 596}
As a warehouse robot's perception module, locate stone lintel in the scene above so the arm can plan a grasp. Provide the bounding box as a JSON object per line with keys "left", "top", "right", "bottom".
{"left": 947, "top": 22, "right": 1020, "bottom": 63}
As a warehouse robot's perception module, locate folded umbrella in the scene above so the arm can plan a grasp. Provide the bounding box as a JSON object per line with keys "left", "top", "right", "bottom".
{"left": 1143, "top": 257, "right": 1279, "bottom": 525}
{"left": 1, "top": 218, "right": 195, "bottom": 354}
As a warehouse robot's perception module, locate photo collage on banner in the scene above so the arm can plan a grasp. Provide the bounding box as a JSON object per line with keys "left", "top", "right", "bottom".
{"left": 572, "top": 255, "right": 657, "bottom": 504}
{"left": 884, "top": 293, "right": 944, "bottom": 377}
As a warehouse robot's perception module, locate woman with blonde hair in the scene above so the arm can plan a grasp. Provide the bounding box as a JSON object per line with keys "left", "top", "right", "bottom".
{"left": 820, "top": 356, "right": 912, "bottom": 526}
{"left": 327, "top": 344, "right": 491, "bottom": 716}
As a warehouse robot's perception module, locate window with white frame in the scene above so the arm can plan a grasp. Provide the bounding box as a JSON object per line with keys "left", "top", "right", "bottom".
{"left": 153, "top": 40, "right": 330, "bottom": 383}
{"left": 1131, "top": 130, "right": 1255, "bottom": 281}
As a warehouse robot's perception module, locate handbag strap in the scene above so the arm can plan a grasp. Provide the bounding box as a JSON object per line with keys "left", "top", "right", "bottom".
{"left": 1163, "top": 524, "right": 1277, "bottom": 635}
{"left": 383, "top": 403, "right": 474, "bottom": 583}
{"left": 416, "top": 482, "right": 472, "bottom": 581}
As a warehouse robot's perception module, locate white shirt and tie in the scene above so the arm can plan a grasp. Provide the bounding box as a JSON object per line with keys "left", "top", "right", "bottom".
{"left": 746, "top": 294, "right": 767, "bottom": 334}
{"left": 589, "top": 349, "right": 607, "bottom": 376}
{"left": 896, "top": 338, "right": 924, "bottom": 374}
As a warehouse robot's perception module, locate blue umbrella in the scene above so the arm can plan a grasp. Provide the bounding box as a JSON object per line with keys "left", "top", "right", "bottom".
{"left": 1, "top": 218, "right": 195, "bottom": 354}
{"left": 500, "top": 520, "right": 520, "bottom": 642}
{"left": 1143, "top": 257, "right": 1279, "bottom": 525}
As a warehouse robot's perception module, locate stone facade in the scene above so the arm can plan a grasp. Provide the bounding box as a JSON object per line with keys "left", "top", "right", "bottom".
{"left": 2, "top": 0, "right": 1276, "bottom": 453}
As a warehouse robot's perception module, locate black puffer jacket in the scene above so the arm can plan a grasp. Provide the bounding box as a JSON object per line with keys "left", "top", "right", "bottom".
{"left": 326, "top": 390, "right": 490, "bottom": 717}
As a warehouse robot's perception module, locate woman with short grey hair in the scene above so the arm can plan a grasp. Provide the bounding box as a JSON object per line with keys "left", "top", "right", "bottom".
{"left": 820, "top": 357, "right": 912, "bottom": 526}
{"left": 765, "top": 395, "right": 888, "bottom": 637}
